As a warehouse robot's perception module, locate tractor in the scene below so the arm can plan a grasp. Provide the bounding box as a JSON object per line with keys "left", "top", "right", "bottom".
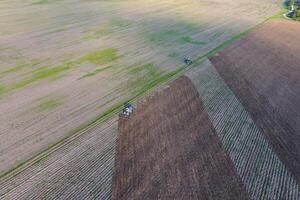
{"left": 120, "top": 103, "right": 134, "bottom": 117}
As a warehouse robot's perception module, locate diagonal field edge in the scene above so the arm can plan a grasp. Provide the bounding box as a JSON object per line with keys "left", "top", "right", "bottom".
{"left": 0, "top": 10, "right": 286, "bottom": 182}
{"left": 0, "top": 118, "right": 118, "bottom": 199}
{"left": 112, "top": 76, "right": 250, "bottom": 199}
{"left": 210, "top": 18, "right": 300, "bottom": 184}
{"left": 186, "top": 60, "right": 300, "bottom": 199}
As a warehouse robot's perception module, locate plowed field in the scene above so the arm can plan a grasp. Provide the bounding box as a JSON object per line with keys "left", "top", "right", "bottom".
{"left": 210, "top": 19, "right": 300, "bottom": 183}
{"left": 0, "top": 0, "right": 281, "bottom": 175}
{"left": 112, "top": 76, "right": 249, "bottom": 200}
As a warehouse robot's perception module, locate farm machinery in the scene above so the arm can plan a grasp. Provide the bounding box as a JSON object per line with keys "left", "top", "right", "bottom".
{"left": 184, "top": 57, "right": 193, "bottom": 65}
{"left": 120, "top": 103, "right": 134, "bottom": 117}
{"left": 284, "top": 0, "right": 300, "bottom": 20}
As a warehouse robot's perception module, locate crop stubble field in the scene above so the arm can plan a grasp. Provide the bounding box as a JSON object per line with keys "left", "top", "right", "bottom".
{"left": 0, "top": 0, "right": 280, "bottom": 175}
{"left": 0, "top": 0, "right": 285, "bottom": 199}
{"left": 1, "top": 117, "right": 118, "bottom": 199}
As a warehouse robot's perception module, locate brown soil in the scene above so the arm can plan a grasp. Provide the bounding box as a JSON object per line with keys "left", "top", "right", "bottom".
{"left": 210, "top": 19, "right": 300, "bottom": 183}
{"left": 112, "top": 76, "right": 249, "bottom": 200}
{"left": 0, "top": 0, "right": 281, "bottom": 175}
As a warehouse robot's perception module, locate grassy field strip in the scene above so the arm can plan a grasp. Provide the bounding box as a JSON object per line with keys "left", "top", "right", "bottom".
{"left": 0, "top": 9, "right": 285, "bottom": 182}
{"left": 0, "top": 118, "right": 118, "bottom": 199}
{"left": 0, "top": 6, "right": 287, "bottom": 200}
{"left": 186, "top": 60, "right": 300, "bottom": 199}
{"left": 0, "top": 102, "right": 119, "bottom": 181}
{"left": 0, "top": 51, "right": 193, "bottom": 180}
{"left": 0, "top": 0, "right": 282, "bottom": 175}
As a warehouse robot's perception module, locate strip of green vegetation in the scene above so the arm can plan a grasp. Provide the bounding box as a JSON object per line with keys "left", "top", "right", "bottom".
{"left": 1, "top": 10, "right": 284, "bottom": 181}
{"left": 127, "top": 63, "right": 161, "bottom": 94}
{"left": 208, "top": 32, "right": 225, "bottom": 42}
{"left": 31, "top": 0, "right": 49, "bottom": 5}
{"left": 168, "top": 52, "right": 179, "bottom": 58}
{"left": 144, "top": 22, "right": 201, "bottom": 44}
{"left": 84, "top": 26, "right": 113, "bottom": 40}
{"left": 0, "top": 62, "right": 186, "bottom": 180}
{"left": 129, "top": 63, "right": 159, "bottom": 76}
{"left": 36, "top": 98, "right": 63, "bottom": 111}
{"left": 144, "top": 30, "right": 180, "bottom": 43}
{"left": 79, "top": 65, "right": 113, "bottom": 79}
{"left": 136, "top": 67, "right": 186, "bottom": 97}
{"left": 0, "top": 60, "right": 40, "bottom": 76}
{"left": 7, "top": 48, "right": 118, "bottom": 91}
{"left": 0, "top": 99, "right": 125, "bottom": 181}
{"left": 0, "top": 84, "right": 6, "bottom": 97}
{"left": 110, "top": 17, "right": 132, "bottom": 28}
{"left": 84, "top": 18, "right": 132, "bottom": 40}
{"left": 0, "top": 64, "right": 27, "bottom": 75}
{"left": 181, "top": 36, "right": 206, "bottom": 45}
{"left": 12, "top": 62, "right": 73, "bottom": 90}
{"left": 79, "top": 48, "right": 119, "bottom": 65}
{"left": 268, "top": 9, "right": 288, "bottom": 20}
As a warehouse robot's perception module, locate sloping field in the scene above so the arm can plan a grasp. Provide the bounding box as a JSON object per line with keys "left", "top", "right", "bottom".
{"left": 210, "top": 19, "right": 300, "bottom": 183}
{"left": 186, "top": 60, "right": 300, "bottom": 199}
{"left": 112, "top": 76, "right": 249, "bottom": 200}
{"left": 0, "top": 0, "right": 281, "bottom": 175}
{"left": 1, "top": 50, "right": 299, "bottom": 199}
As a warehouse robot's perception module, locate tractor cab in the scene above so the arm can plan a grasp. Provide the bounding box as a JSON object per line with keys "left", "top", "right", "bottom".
{"left": 121, "top": 103, "right": 134, "bottom": 117}
{"left": 286, "top": 9, "right": 296, "bottom": 18}
{"left": 184, "top": 57, "right": 193, "bottom": 65}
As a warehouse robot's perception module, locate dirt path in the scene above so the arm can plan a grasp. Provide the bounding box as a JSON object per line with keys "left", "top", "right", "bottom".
{"left": 112, "top": 76, "right": 249, "bottom": 200}
{"left": 210, "top": 19, "right": 300, "bottom": 183}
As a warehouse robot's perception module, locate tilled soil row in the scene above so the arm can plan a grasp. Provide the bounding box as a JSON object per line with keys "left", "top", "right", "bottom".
{"left": 210, "top": 19, "right": 300, "bottom": 183}
{"left": 0, "top": 118, "right": 118, "bottom": 200}
{"left": 187, "top": 60, "right": 300, "bottom": 199}
{"left": 112, "top": 76, "right": 249, "bottom": 200}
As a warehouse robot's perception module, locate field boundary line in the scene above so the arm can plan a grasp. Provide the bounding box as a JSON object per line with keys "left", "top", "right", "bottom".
{"left": 0, "top": 10, "right": 284, "bottom": 182}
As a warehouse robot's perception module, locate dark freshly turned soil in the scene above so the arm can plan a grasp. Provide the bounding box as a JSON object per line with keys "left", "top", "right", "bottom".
{"left": 112, "top": 76, "right": 249, "bottom": 200}
{"left": 210, "top": 19, "right": 300, "bottom": 183}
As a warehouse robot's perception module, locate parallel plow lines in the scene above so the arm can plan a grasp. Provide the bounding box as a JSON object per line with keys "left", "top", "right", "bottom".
{"left": 187, "top": 60, "right": 300, "bottom": 199}
{"left": 0, "top": 119, "right": 118, "bottom": 199}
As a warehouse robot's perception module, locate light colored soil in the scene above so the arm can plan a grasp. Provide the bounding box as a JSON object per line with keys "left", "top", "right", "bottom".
{"left": 0, "top": 0, "right": 281, "bottom": 176}
{"left": 0, "top": 118, "right": 118, "bottom": 200}
{"left": 210, "top": 19, "right": 300, "bottom": 183}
